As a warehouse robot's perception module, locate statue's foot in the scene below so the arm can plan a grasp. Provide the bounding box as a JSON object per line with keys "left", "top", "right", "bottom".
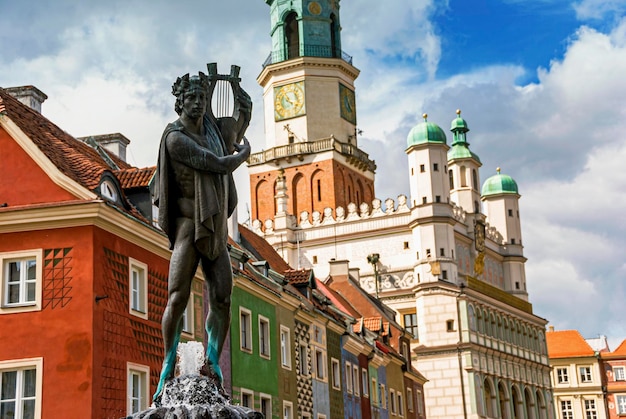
{"left": 152, "top": 360, "right": 176, "bottom": 404}
{"left": 200, "top": 362, "right": 229, "bottom": 400}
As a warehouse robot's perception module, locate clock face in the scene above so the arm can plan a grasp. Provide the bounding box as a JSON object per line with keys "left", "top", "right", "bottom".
{"left": 274, "top": 81, "right": 306, "bottom": 121}
{"left": 339, "top": 83, "right": 356, "bottom": 124}
{"left": 308, "top": 1, "right": 322, "bottom": 15}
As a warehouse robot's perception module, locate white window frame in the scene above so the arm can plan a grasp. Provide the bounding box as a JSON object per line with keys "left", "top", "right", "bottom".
{"left": 240, "top": 388, "right": 254, "bottom": 409}
{"left": 331, "top": 358, "right": 340, "bottom": 390}
{"left": 345, "top": 362, "right": 353, "bottom": 394}
{"left": 0, "top": 357, "right": 43, "bottom": 419}
{"left": 301, "top": 413, "right": 311, "bottom": 419}
{"left": 381, "top": 383, "right": 387, "bottom": 409}
{"left": 283, "top": 400, "right": 294, "bottom": 419}
{"left": 398, "top": 392, "right": 404, "bottom": 417}
{"left": 240, "top": 307, "right": 253, "bottom": 352}
{"left": 317, "top": 414, "right": 327, "bottom": 419}
{"left": 390, "top": 389, "right": 397, "bottom": 415}
{"left": 0, "top": 250, "right": 43, "bottom": 314}
{"left": 361, "top": 369, "right": 369, "bottom": 397}
{"left": 556, "top": 367, "right": 569, "bottom": 384}
{"left": 583, "top": 399, "right": 597, "bottom": 419}
{"left": 407, "top": 387, "right": 414, "bottom": 412}
{"left": 260, "top": 393, "right": 272, "bottom": 418}
{"left": 127, "top": 362, "right": 149, "bottom": 415}
{"left": 100, "top": 180, "right": 118, "bottom": 201}
{"left": 298, "top": 342, "right": 308, "bottom": 376}
{"left": 416, "top": 389, "right": 424, "bottom": 414}
{"left": 129, "top": 258, "right": 148, "bottom": 319}
{"left": 614, "top": 366, "right": 625, "bottom": 381}
{"left": 371, "top": 377, "right": 379, "bottom": 405}
{"left": 259, "top": 315, "right": 271, "bottom": 359}
{"left": 313, "top": 348, "right": 326, "bottom": 381}
{"left": 617, "top": 395, "right": 626, "bottom": 415}
{"left": 181, "top": 294, "right": 194, "bottom": 335}
{"left": 280, "top": 326, "right": 292, "bottom": 370}
{"left": 353, "top": 365, "right": 360, "bottom": 396}
{"left": 560, "top": 399, "right": 574, "bottom": 419}
{"left": 579, "top": 366, "right": 593, "bottom": 383}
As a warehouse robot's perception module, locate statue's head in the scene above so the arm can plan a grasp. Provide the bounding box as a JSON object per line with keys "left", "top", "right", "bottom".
{"left": 172, "top": 72, "right": 210, "bottom": 115}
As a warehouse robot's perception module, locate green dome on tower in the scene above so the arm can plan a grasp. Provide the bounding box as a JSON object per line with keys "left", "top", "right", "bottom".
{"left": 482, "top": 168, "right": 519, "bottom": 196}
{"left": 447, "top": 109, "right": 481, "bottom": 162}
{"left": 450, "top": 115, "right": 468, "bottom": 131}
{"left": 406, "top": 114, "right": 447, "bottom": 148}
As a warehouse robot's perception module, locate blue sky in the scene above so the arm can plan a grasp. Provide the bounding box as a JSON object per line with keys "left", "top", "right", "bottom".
{"left": 1, "top": 0, "right": 625, "bottom": 349}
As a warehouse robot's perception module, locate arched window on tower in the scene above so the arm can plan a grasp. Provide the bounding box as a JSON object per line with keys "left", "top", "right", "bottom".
{"left": 356, "top": 179, "right": 364, "bottom": 205}
{"left": 449, "top": 169, "right": 454, "bottom": 189}
{"left": 330, "top": 13, "right": 339, "bottom": 58}
{"left": 285, "top": 12, "right": 300, "bottom": 59}
{"left": 292, "top": 173, "right": 306, "bottom": 216}
{"left": 472, "top": 169, "right": 478, "bottom": 190}
{"left": 461, "top": 166, "right": 468, "bottom": 187}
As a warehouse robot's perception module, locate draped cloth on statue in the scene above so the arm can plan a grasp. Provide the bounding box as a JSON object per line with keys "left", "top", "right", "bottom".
{"left": 151, "top": 116, "right": 237, "bottom": 260}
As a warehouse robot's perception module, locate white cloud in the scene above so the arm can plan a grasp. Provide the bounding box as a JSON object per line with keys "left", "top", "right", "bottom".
{"left": 574, "top": 0, "right": 626, "bottom": 20}
{"left": 1, "top": 0, "right": 625, "bottom": 346}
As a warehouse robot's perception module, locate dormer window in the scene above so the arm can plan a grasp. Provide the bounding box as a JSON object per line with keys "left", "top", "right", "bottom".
{"left": 100, "top": 180, "right": 117, "bottom": 202}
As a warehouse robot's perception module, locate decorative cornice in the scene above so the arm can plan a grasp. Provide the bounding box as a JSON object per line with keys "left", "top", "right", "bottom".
{"left": 0, "top": 201, "right": 170, "bottom": 258}
{"left": 257, "top": 56, "right": 360, "bottom": 87}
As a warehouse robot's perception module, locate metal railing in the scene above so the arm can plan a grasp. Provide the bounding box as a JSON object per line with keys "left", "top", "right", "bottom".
{"left": 262, "top": 44, "right": 353, "bottom": 67}
{"left": 248, "top": 136, "right": 376, "bottom": 172}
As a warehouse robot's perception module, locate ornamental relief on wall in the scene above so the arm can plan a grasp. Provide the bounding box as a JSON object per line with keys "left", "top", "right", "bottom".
{"left": 359, "top": 271, "right": 416, "bottom": 292}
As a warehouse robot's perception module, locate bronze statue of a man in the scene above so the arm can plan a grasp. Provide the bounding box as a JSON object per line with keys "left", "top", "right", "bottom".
{"left": 150, "top": 71, "right": 251, "bottom": 402}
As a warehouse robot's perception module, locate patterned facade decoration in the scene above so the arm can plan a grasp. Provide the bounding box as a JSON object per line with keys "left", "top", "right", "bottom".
{"left": 359, "top": 271, "right": 416, "bottom": 293}
{"left": 43, "top": 247, "right": 73, "bottom": 309}
{"left": 295, "top": 320, "right": 314, "bottom": 417}
{"left": 101, "top": 247, "right": 168, "bottom": 405}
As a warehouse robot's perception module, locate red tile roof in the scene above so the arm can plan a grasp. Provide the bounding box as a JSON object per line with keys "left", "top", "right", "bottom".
{"left": 238, "top": 224, "right": 292, "bottom": 274}
{"left": 611, "top": 339, "right": 626, "bottom": 356}
{"left": 0, "top": 88, "right": 129, "bottom": 191}
{"left": 284, "top": 269, "right": 312, "bottom": 285}
{"left": 116, "top": 166, "right": 156, "bottom": 189}
{"left": 363, "top": 317, "right": 383, "bottom": 332}
{"left": 546, "top": 330, "right": 595, "bottom": 358}
{"left": 315, "top": 278, "right": 361, "bottom": 319}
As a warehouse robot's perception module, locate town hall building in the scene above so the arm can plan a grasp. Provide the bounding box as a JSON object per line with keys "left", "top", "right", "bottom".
{"left": 248, "top": 1, "right": 555, "bottom": 418}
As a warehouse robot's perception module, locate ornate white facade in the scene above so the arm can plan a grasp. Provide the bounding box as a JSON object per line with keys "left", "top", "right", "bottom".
{"left": 248, "top": 113, "right": 555, "bottom": 418}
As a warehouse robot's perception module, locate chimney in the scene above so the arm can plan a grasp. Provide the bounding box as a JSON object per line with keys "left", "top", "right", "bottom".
{"left": 548, "top": 325, "right": 554, "bottom": 332}
{"left": 349, "top": 267, "right": 360, "bottom": 282}
{"left": 78, "top": 133, "right": 130, "bottom": 162}
{"left": 228, "top": 207, "right": 240, "bottom": 243}
{"left": 329, "top": 259, "right": 350, "bottom": 279}
{"left": 5, "top": 85, "right": 48, "bottom": 113}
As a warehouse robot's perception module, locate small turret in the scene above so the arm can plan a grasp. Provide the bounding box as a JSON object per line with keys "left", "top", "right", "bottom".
{"left": 447, "top": 110, "right": 482, "bottom": 214}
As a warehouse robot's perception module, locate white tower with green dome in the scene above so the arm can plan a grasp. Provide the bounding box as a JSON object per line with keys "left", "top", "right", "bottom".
{"left": 482, "top": 168, "right": 528, "bottom": 299}
{"left": 406, "top": 114, "right": 458, "bottom": 284}
{"left": 447, "top": 110, "right": 482, "bottom": 214}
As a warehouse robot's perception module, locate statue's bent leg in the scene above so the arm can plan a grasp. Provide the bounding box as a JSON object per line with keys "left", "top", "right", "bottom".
{"left": 201, "top": 247, "right": 233, "bottom": 383}
{"left": 153, "top": 217, "right": 198, "bottom": 402}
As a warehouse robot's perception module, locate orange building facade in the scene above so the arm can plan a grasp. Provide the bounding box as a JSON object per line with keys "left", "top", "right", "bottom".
{"left": 0, "top": 87, "right": 184, "bottom": 418}
{"left": 601, "top": 340, "right": 626, "bottom": 419}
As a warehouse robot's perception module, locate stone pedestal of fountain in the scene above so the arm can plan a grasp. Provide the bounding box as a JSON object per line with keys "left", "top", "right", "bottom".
{"left": 124, "top": 342, "right": 263, "bottom": 419}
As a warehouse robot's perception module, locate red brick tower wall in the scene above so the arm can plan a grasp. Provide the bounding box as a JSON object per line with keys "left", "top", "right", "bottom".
{"left": 249, "top": 159, "right": 374, "bottom": 224}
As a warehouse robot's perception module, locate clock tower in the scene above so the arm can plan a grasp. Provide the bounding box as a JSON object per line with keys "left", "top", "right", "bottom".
{"left": 249, "top": 0, "right": 376, "bottom": 225}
